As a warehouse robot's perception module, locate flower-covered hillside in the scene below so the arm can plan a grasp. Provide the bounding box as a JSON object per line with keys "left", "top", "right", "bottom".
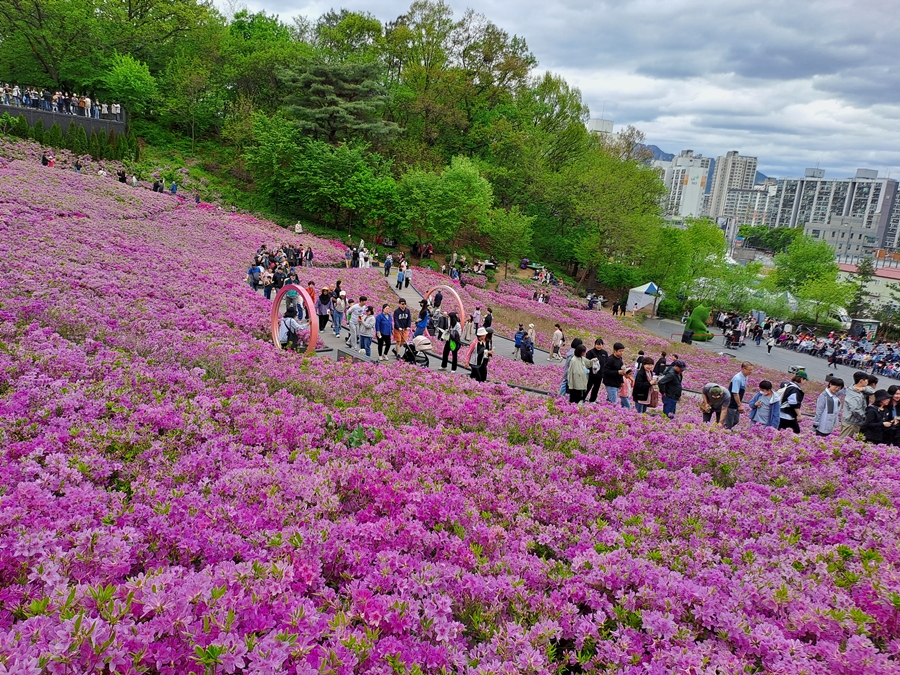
{"left": 2, "top": 160, "right": 900, "bottom": 674}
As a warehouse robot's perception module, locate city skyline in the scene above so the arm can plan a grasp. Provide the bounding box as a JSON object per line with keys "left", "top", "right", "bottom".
{"left": 229, "top": 0, "right": 900, "bottom": 181}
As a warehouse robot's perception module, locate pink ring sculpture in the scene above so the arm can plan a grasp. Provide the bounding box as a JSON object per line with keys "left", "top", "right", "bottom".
{"left": 270, "top": 284, "right": 319, "bottom": 354}
{"left": 423, "top": 284, "right": 471, "bottom": 360}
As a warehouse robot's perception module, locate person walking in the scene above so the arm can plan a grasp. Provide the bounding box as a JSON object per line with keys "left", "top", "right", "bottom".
{"left": 653, "top": 351, "right": 668, "bottom": 376}
{"left": 656, "top": 360, "right": 686, "bottom": 418}
{"left": 633, "top": 357, "right": 658, "bottom": 413}
{"left": 586, "top": 338, "right": 608, "bottom": 403}
{"left": 766, "top": 336, "right": 776, "bottom": 354}
{"left": 724, "top": 362, "right": 753, "bottom": 429}
{"left": 472, "top": 307, "right": 482, "bottom": 332}
{"left": 404, "top": 266, "right": 412, "bottom": 288}
{"left": 346, "top": 296, "right": 366, "bottom": 349}
{"left": 748, "top": 381, "right": 781, "bottom": 429}
{"left": 513, "top": 324, "right": 525, "bottom": 360}
{"left": 567, "top": 344, "right": 590, "bottom": 404}
{"left": 396, "top": 268, "right": 405, "bottom": 290}
{"left": 375, "top": 304, "right": 394, "bottom": 361}
{"left": 470, "top": 328, "right": 492, "bottom": 382}
{"left": 358, "top": 306, "right": 376, "bottom": 357}
{"left": 549, "top": 323, "right": 564, "bottom": 360}
{"left": 462, "top": 315, "right": 475, "bottom": 343}
{"left": 483, "top": 308, "right": 494, "bottom": 350}
{"left": 619, "top": 368, "right": 635, "bottom": 410}
{"left": 840, "top": 371, "right": 871, "bottom": 439}
{"left": 392, "top": 299, "right": 412, "bottom": 358}
{"left": 332, "top": 291, "right": 346, "bottom": 338}
{"left": 383, "top": 255, "right": 392, "bottom": 278}
{"left": 315, "top": 288, "right": 333, "bottom": 333}
{"left": 520, "top": 333, "right": 535, "bottom": 364}
{"left": 812, "top": 377, "right": 844, "bottom": 437}
{"left": 560, "top": 338, "right": 584, "bottom": 397}
{"left": 700, "top": 383, "right": 731, "bottom": 427}
{"left": 440, "top": 311, "right": 462, "bottom": 371}
{"left": 602, "top": 342, "right": 627, "bottom": 404}
{"left": 778, "top": 373, "right": 807, "bottom": 433}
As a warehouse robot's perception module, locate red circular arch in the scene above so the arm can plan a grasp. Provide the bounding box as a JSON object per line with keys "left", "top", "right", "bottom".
{"left": 423, "top": 284, "right": 467, "bottom": 326}
{"left": 270, "top": 284, "right": 319, "bottom": 353}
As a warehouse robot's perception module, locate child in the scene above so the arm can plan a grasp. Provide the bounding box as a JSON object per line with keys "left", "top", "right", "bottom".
{"left": 748, "top": 380, "right": 780, "bottom": 428}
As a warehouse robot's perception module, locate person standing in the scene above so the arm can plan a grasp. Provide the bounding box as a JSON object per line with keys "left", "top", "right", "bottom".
{"left": 585, "top": 338, "right": 608, "bottom": 403}
{"left": 433, "top": 290, "right": 443, "bottom": 309}
{"left": 549, "top": 323, "right": 564, "bottom": 361}
{"left": 392, "top": 299, "right": 411, "bottom": 358}
{"left": 346, "top": 296, "right": 366, "bottom": 349}
{"left": 315, "top": 288, "right": 333, "bottom": 333}
{"left": 358, "top": 306, "right": 376, "bottom": 357}
{"left": 383, "top": 254, "right": 392, "bottom": 278}
{"left": 440, "top": 311, "right": 462, "bottom": 371}
{"left": 344, "top": 248, "right": 352, "bottom": 268}
{"left": 778, "top": 373, "right": 807, "bottom": 433}
{"left": 724, "top": 362, "right": 753, "bottom": 429}
{"left": 653, "top": 351, "right": 668, "bottom": 376}
{"left": 612, "top": 301, "right": 619, "bottom": 316}
{"left": 513, "top": 324, "right": 525, "bottom": 360}
{"left": 520, "top": 332, "right": 535, "bottom": 364}
{"left": 619, "top": 368, "right": 635, "bottom": 410}
{"left": 656, "top": 360, "right": 686, "bottom": 418}
{"left": 861, "top": 390, "right": 894, "bottom": 444}
{"left": 472, "top": 307, "right": 482, "bottom": 332}
{"left": 633, "top": 357, "right": 658, "bottom": 413}
{"left": 700, "top": 383, "right": 731, "bottom": 427}
{"left": 332, "top": 292, "right": 346, "bottom": 338}
{"left": 483, "top": 309, "right": 493, "bottom": 350}
{"left": 567, "top": 344, "right": 590, "bottom": 404}
{"left": 404, "top": 266, "right": 412, "bottom": 288}
{"left": 748, "top": 381, "right": 780, "bottom": 428}
{"left": 813, "top": 377, "right": 844, "bottom": 437}
{"left": 469, "top": 328, "right": 492, "bottom": 382}
{"left": 375, "top": 304, "right": 394, "bottom": 361}
{"left": 766, "top": 336, "right": 776, "bottom": 354}
{"left": 602, "top": 342, "right": 627, "bottom": 404}
{"left": 840, "top": 371, "right": 871, "bottom": 439}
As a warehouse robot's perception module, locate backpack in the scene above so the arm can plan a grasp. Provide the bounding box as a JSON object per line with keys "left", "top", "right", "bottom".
{"left": 281, "top": 317, "right": 298, "bottom": 347}
{"left": 251, "top": 268, "right": 261, "bottom": 283}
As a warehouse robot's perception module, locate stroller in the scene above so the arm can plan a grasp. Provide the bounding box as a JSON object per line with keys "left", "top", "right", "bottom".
{"left": 402, "top": 335, "right": 434, "bottom": 367}
{"left": 723, "top": 329, "right": 743, "bottom": 349}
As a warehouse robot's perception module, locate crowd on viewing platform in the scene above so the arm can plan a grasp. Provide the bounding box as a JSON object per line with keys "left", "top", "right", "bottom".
{"left": 2, "top": 84, "right": 122, "bottom": 121}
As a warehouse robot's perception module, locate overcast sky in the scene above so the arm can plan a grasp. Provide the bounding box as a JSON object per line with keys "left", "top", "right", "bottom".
{"left": 235, "top": 0, "right": 900, "bottom": 180}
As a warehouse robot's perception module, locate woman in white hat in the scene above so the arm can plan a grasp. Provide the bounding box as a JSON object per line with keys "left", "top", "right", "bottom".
{"left": 470, "top": 327, "right": 493, "bottom": 382}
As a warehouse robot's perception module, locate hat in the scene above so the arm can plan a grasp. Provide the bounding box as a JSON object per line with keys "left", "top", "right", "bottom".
{"left": 476, "top": 327, "right": 488, "bottom": 336}
{"left": 339, "top": 290, "right": 346, "bottom": 296}
{"left": 874, "top": 389, "right": 891, "bottom": 403}
{"left": 529, "top": 324, "right": 534, "bottom": 328}
{"left": 709, "top": 385, "right": 724, "bottom": 397}
{"left": 672, "top": 359, "right": 687, "bottom": 369}
{"left": 795, "top": 370, "right": 809, "bottom": 380}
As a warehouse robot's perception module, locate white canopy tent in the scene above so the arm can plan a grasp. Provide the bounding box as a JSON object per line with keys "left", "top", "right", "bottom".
{"left": 626, "top": 282, "right": 663, "bottom": 315}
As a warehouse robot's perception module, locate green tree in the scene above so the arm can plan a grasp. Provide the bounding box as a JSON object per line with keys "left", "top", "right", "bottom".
{"left": 314, "top": 9, "right": 384, "bottom": 63}
{"left": 739, "top": 225, "right": 801, "bottom": 253}
{"left": 797, "top": 274, "right": 854, "bottom": 324}
{"left": 102, "top": 53, "right": 157, "bottom": 114}
{"left": 158, "top": 53, "right": 225, "bottom": 153}
{"left": 486, "top": 206, "right": 534, "bottom": 278}
{"left": 395, "top": 167, "right": 442, "bottom": 246}
{"left": 434, "top": 155, "right": 493, "bottom": 247}
{"left": 70, "top": 125, "right": 88, "bottom": 155}
{"left": 30, "top": 118, "right": 44, "bottom": 144}
{"left": 848, "top": 257, "right": 875, "bottom": 317}
{"left": 88, "top": 130, "right": 102, "bottom": 159}
{"left": 105, "top": 128, "right": 118, "bottom": 159}
{"left": 280, "top": 60, "right": 399, "bottom": 145}
{"left": 44, "top": 122, "right": 63, "bottom": 148}
{"left": 772, "top": 234, "right": 838, "bottom": 290}
{"left": 13, "top": 115, "right": 30, "bottom": 139}
{"left": 64, "top": 121, "right": 77, "bottom": 147}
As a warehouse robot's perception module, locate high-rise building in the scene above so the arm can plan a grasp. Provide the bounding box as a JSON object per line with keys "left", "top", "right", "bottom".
{"left": 769, "top": 169, "right": 899, "bottom": 253}
{"left": 652, "top": 150, "right": 711, "bottom": 218}
{"left": 723, "top": 180, "right": 777, "bottom": 226}
{"left": 708, "top": 151, "right": 759, "bottom": 218}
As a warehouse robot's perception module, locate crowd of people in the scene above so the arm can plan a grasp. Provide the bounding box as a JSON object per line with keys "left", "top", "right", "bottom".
{"left": 2, "top": 84, "right": 122, "bottom": 120}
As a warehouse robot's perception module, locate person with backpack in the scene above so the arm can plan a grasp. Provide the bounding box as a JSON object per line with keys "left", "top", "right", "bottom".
{"left": 520, "top": 333, "right": 535, "bottom": 364}
{"left": 247, "top": 263, "right": 262, "bottom": 291}
{"left": 778, "top": 373, "right": 807, "bottom": 433}
{"left": 513, "top": 324, "right": 525, "bottom": 360}
{"left": 278, "top": 308, "right": 303, "bottom": 351}
{"left": 656, "top": 359, "right": 687, "bottom": 418}
{"left": 469, "top": 328, "right": 492, "bottom": 382}
{"left": 375, "top": 304, "right": 394, "bottom": 361}
{"left": 440, "top": 311, "right": 462, "bottom": 371}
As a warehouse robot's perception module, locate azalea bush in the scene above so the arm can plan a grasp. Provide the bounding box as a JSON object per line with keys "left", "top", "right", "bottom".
{"left": 2, "top": 157, "right": 900, "bottom": 674}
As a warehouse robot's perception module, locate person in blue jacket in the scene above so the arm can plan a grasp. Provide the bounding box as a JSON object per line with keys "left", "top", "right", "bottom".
{"left": 375, "top": 304, "right": 394, "bottom": 361}
{"left": 748, "top": 380, "right": 781, "bottom": 428}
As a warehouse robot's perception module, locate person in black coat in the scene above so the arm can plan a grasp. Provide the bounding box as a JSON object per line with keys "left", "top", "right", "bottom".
{"left": 585, "top": 338, "right": 608, "bottom": 403}
{"left": 653, "top": 351, "right": 668, "bottom": 376}
{"left": 601, "top": 342, "right": 627, "bottom": 404}
{"left": 633, "top": 357, "right": 658, "bottom": 413}
{"left": 862, "top": 390, "right": 894, "bottom": 444}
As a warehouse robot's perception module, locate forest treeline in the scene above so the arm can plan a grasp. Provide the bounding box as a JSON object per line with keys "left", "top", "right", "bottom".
{"left": 1, "top": 0, "right": 723, "bottom": 294}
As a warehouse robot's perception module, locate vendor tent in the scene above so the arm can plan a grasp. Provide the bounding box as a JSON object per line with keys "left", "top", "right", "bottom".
{"left": 627, "top": 282, "right": 663, "bottom": 314}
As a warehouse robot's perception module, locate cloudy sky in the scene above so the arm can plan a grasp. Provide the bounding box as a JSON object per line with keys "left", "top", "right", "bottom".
{"left": 235, "top": 0, "right": 900, "bottom": 180}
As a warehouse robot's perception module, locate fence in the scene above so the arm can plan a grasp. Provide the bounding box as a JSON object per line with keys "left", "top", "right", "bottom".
{"left": 0, "top": 103, "right": 125, "bottom": 137}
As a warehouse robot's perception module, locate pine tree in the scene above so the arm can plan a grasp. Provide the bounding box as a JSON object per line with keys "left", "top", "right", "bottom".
{"left": 65, "top": 122, "right": 78, "bottom": 150}
{"left": 127, "top": 132, "right": 140, "bottom": 161}
{"left": 71, "top": 125, "right": 88, "bottom": 155}
{"left": 105, "top": 128, "right": 117, "bottom": 160}
{"left": 13, "top": 115, "right": 30, "bottom": 139}
{"left": 30, "top": 119, "right": 44, "bottom": 144}
{"left": 88, "top": 130, "right": 102, "bottom": 160}
{"left": 45, "top": 123, "right": 64, "bottom": 149}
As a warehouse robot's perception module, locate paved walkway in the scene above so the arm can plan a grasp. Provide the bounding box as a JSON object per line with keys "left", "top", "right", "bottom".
{"left": 642, "top": 318, "right": 858, "bottom": 385}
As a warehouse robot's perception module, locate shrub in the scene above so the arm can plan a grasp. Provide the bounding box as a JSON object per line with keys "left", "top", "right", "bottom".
{"left": 30, "top": 119, "right": 44, "bottom": 144}
{"left": 44, "top": 122, "right": 63, "bottom": 149}
{"left": 13, "top": 115, "right": 30, "bottom": 139}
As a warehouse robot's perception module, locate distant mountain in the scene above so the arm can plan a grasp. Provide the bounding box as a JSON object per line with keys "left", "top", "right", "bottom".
{"left": 645, "top": 145, "right": 674, "bottom": 161}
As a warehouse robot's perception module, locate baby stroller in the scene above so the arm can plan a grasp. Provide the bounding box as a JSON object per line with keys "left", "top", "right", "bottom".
{"left": 402, "top": 335, "right": 434, "bottom": 367}
{"left": 723, "top": 329, "right": 742, "bottom": 349}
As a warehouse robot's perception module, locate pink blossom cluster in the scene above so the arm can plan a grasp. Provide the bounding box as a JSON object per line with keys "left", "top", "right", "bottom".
{"left": 3, "top": 157, "right": 900, "bottom": 674}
